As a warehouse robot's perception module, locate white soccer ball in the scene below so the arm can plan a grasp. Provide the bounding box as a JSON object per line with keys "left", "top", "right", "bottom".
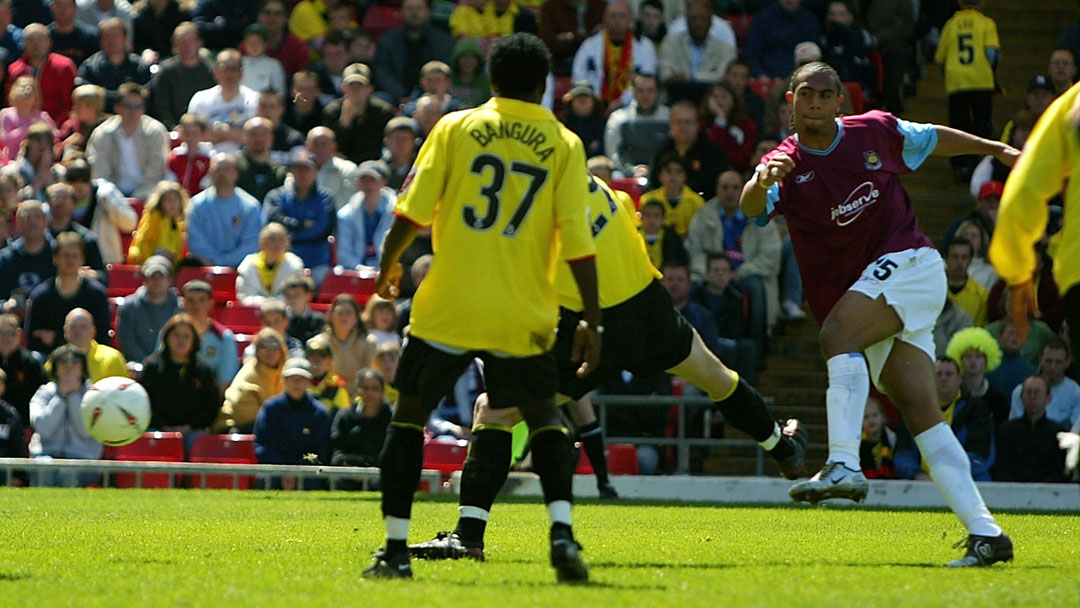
{"left": 81, "top": 376, "right": 151, "bottom": 447}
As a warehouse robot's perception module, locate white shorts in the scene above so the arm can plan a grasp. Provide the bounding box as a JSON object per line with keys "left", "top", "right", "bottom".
{"left": 848, "top": 247, "right": 946, "bottom": 390}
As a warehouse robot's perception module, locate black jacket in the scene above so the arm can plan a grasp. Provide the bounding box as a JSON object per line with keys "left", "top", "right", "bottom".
{"left": 140, "top": 351, "right": 222, "bottom": 430}
{"left": 0, "top": 348, "right": 42, "bottom": 432}
{"left": 331, "top": 401, "right": 392, "bottom": 467}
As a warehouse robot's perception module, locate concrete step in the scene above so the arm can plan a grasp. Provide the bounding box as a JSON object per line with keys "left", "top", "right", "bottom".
{"left": 764, "top": 353, "right": 824, "bottom": 372}
{"left": 757, "top": 369, "right": 828, "bottom": 391}
{"left": 762, "top": 386, "right": 825, "bottom": 408}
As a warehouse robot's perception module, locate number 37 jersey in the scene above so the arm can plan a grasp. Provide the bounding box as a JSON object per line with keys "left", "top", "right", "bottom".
{"left": 395, "top": 97, "right": 595, "bottom": 356}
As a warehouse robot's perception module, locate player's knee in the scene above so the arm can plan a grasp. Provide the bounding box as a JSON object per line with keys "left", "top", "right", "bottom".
{"left": 474, "top": 399, "right": 521, "bottom": 428}
{"left": 519, "top": 399, "right": 563, "bottom": 432}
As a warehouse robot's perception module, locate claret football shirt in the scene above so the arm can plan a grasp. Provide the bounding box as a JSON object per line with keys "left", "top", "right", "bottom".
{"left": 395, "top": 97, "right": 596, "bottom": 356}
{"left": 757, "top": 111, "right": 936, "bottom": 322}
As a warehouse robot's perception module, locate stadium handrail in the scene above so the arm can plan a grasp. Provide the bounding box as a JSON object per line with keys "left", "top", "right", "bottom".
{"left": 0, "top": 458, "right": 446, "bottom": 492}
{"left": 589, "top": 394, "right": 768, "bottom": 475}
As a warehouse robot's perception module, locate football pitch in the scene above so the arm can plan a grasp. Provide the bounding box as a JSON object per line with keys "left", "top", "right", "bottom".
{"left": 2, "top": 488, "right": 1076, "bottom": 607}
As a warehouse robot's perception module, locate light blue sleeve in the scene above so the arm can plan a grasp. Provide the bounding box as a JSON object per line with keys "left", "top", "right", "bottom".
{"left": 751, "top": 183, "right": 780, "bottom": 227}
{"left": 336, "top": 206, "right": 360, "bottom": 269}
{"left": 897, "top": 118, "right": 938, "bottom": 171}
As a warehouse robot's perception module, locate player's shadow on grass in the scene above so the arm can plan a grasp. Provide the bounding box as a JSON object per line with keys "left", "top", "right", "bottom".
{"left": 446, "top": 577, "right": 669, "bottom": 591}
{"left": 0, "top": 571, "right": 32, "bottom": 581}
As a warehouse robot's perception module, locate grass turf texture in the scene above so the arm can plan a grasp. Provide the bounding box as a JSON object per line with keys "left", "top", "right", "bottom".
{"left": 1, "top": 489, "right": 1076, "bottom": 607}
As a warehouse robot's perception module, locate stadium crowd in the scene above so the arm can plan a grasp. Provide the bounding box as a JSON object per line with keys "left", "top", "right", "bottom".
{"left": 0, "top": 0, "right": 1075, "bottom": 486}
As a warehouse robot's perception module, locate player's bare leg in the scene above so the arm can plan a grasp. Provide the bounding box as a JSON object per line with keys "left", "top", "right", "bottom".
{"left": 879, "top": 341, "right": 1011, "bottom": 567}
{"left": 789, "top": 291, "right": 901, "bottom": 504}
{"left": 363, "top": 394, "right": 430, "bottom": 579}
{"left": 566, "top": 395, "right": 618, "bottom": 499}
{"left": 668, "top": 329, "right": 807, "bottom": 479}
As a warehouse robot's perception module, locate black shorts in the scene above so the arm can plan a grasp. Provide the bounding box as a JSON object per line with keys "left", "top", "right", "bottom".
{"left": 553, "top": 279, "right": 694, "bottom": 400}
{"left": 394, "top": 336, "right": 557, "bottom": 410}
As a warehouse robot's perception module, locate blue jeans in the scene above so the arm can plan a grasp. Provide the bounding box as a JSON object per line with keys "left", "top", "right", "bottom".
{"left": 780, "top": 238, "right": 803, "bottom": 305}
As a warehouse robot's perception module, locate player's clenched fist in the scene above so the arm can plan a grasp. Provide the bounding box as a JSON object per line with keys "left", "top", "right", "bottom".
{"left": 755, "top": 152, "right": 795, "bottom": 188}
{"left": 375, "top": 263, "right": 403, "bottom": 299}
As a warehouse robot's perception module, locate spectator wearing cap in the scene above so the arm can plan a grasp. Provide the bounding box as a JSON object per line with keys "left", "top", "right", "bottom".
{"left": 74, "top": 17, "right": 151, "bottom": 113}
{"left": 240, "top": 24, "right": 287, "bottom": 95}
{"left": 140, "top": 313, "right": 221, "bottom": 453}
{"left": 305, "top": 334, "right": 349, "bottom": 412}
{"left": 304, "top": 126, "right": 356, "bottom": 211}
{"left": 373, "top": 0, "right": 455, "bottom": 104}
{"left": 382, "top": 116, "right": 418, "bottom": 192}
{"left": 236, "top": 222, "right": 307, "bottom": 308}
{"left": 571, "top": 0, "right": 656, "bottom": 109}
{"left": 449, "top": 37, "right": 489, "bottom": 109}
{"left": 186, "top": 152, "right": 264, "bottom": 268}
{"left": 236, "top": 116, "right": 287, "bottom": 205}
{"left": 560, "top": 80, "right": 605, "bottom": 157}
{"left": 43, "top": 182, "right": 108, "bottom": 286}
{"left": 322, "top": 63, "right": 394, "bottom": 165}
{"left": 1003, "top": 75, "right": 1055, "bottom": 141}
{"left": 83, "top": 82, "right": 170, "bottom": 202}
{"left": 25, "top": 232, "right": 109, "bottom": 355}
{"left": 337, "top": 159, "right": 393, "bottom": 270}
{"left": 263, "top": 149, "right": 335, "bottom": 284}
{"left": 945, "top": 179, "right": 1002, "bottom": 247}
{"left": 254, "top": 356, "right": 332, "bottom": 490}
{"left": 658, "top": 0, "right": 735, "bottom": 93}
{"left": 180, "top": 279, "right": 238, "bottom": 389}
{"left": 116, "top": 255, "right": 182, "bottom": 364}
{"left": 742, "top": 0, "right": 821, "bottom": 81}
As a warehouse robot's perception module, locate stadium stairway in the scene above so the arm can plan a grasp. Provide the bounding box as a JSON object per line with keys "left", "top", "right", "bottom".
{"left": 702, "top": 2, "right": 1076, "bottom": 477}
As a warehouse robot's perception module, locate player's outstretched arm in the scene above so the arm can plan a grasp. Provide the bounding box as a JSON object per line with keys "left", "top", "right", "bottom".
{"left": 567, "top": 257, "right": 602, "bottom": 378}
{"left": 932, "top": 125, "right": 1020, "bottom": 166}
{"left": 375, "top": 216, "right": 419, "bottom": 299}
{"left": 740, "top": 152, "right": 794, "bottom": 218}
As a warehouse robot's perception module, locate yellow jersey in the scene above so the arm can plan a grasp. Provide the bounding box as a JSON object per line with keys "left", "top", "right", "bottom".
{"left": 639, "top": 185, "right": 704, "bottom": 236}
{"left": 990, "top": 81, "right": 1080, "bottom": 295}
{"left": 556, "top": 176, "right": 660, "bottom": 311}
{"left": 396, "top": 97, "right": 595, "bottom": 356}
{"left": 935, "top": 8, "right": 999, "bottom": 93}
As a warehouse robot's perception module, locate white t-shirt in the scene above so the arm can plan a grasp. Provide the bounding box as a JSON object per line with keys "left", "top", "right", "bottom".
{"left": 187, "top": 85, "right": 259, "bottom": 128}
{"left": 116, "top": 131, "right": 141, "bottom": 196}
{"left": 241, "top": 55, "right": 287, "bottom": 96}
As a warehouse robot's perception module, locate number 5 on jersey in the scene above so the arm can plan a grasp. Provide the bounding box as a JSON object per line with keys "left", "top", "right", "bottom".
{"left": 464, "top": 153, "right": 549, "bottom": 237}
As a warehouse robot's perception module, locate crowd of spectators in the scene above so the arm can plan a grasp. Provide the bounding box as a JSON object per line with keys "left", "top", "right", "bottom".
{"left": 0, "top": 0, "right": 1074, "bottom": 485}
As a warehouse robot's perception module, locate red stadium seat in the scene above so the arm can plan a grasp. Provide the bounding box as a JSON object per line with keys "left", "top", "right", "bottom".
{"left": 309, "top": 302, "right": 332, "bottom": 314}
{"left": 363, "top": 5, "right": 403, "bottom": 38}
{"left": 189, "top": 433, "right": 257, "bottom": 489}
{"left": 748, "top": 79, "right": 775, "bottom": 101}
{"left": 844, "top": 82, "right": 863, "bottom": 113}
{"left": 217, "top": 302, "right": 262, "bottom": 334}
{"left": 316, "top": 268, "right": 376, "bottom": 304}
{"left": 106, "top": 264, "right": 143, "bottom": 297}
{"left": 422, "top": 437, "right": 468, "bottom": 474}
{"left": 234, "top": 334, "right": 253, "bottom": 364}
{"left": 111, "top": 431, "right": 185, "bottom": 488}
{"left": 175, "top": 266, "right": 237, "bottom": 302}
{"left": 327, "top": 235, "right": 336, "bottom": 268}
{"left": 575, "top": 443, "right": 593, "bottom": 474}
{"left": 724, "top": 14, "right": 753, "bottom": 48}
{"left": 108, "top": 297, "right": 123, "bottom": 348}
{"left": 605, "top": 444, "right": 639, "bottom": 475}
{"left": 609, "top": 177, "right": 646, "bottom": 207}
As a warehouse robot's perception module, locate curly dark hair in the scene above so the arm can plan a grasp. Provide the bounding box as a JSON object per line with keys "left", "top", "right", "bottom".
{"left": 488, "top": 33, "right": 550, "bottom": 101}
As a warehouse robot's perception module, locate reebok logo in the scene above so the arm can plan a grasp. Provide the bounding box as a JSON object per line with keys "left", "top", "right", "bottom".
{"left": 830, "top": 182, "right": 880, "bottom": 226}
{"left": 796, "top": 171, "right": 815, "bottom": 183}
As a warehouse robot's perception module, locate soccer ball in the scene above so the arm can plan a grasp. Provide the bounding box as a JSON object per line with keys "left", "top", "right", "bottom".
{"left": 81, "top": 376, "right": 151, "bottom": 447}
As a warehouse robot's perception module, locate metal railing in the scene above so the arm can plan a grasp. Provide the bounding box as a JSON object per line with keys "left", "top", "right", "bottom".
{"left": 589, "top": 394, "right": 766, "bottom": 475}
{"left": 0, "top": 458, "right": 446, "bottom": 492}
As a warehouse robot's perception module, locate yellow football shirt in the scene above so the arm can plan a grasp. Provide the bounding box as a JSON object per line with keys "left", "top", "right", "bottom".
{"left": 556, "top": 176, "right": 660, "bottom": 311}
{"left": 639, "top": 185, "right": 704, "bottom": 236}
{"left": 396, "top": 97, "right": 595, "bottom": 356}
{"left": 935, "top": 8, "right": 999, "bottom": 93}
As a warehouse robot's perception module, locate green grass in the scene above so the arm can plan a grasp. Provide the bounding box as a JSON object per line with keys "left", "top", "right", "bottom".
{"left": 1, "top": 489, "right": 1076, "bottom": 607}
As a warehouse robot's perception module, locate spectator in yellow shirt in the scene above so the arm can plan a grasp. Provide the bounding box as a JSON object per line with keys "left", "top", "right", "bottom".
{"left": 57, "top": 308, "right": 129, "bottom": 381}
{"left": 945, "top": 237, "right": 989, "bottom": 326}
{"left": 639, "top": 153, "right": 704, "bottom": 236}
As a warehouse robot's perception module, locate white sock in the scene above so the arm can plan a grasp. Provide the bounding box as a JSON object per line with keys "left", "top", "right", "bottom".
{"left": 458, "top": 505, "right": 489, "bottom": 522}
{"left": 915, "top": 423, "right": 1001, "bottom": 537}
{"left": 825, "top": 353, "right": 869, "bottom": 470}
{"left": 547, "top": 500, "right": 572, "bottom": 526}
{"left": 759, "top": 422, "right": 781, "bottom": 451}
{"left": 385, "top": 516, "right": 410, "bottom": 541}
